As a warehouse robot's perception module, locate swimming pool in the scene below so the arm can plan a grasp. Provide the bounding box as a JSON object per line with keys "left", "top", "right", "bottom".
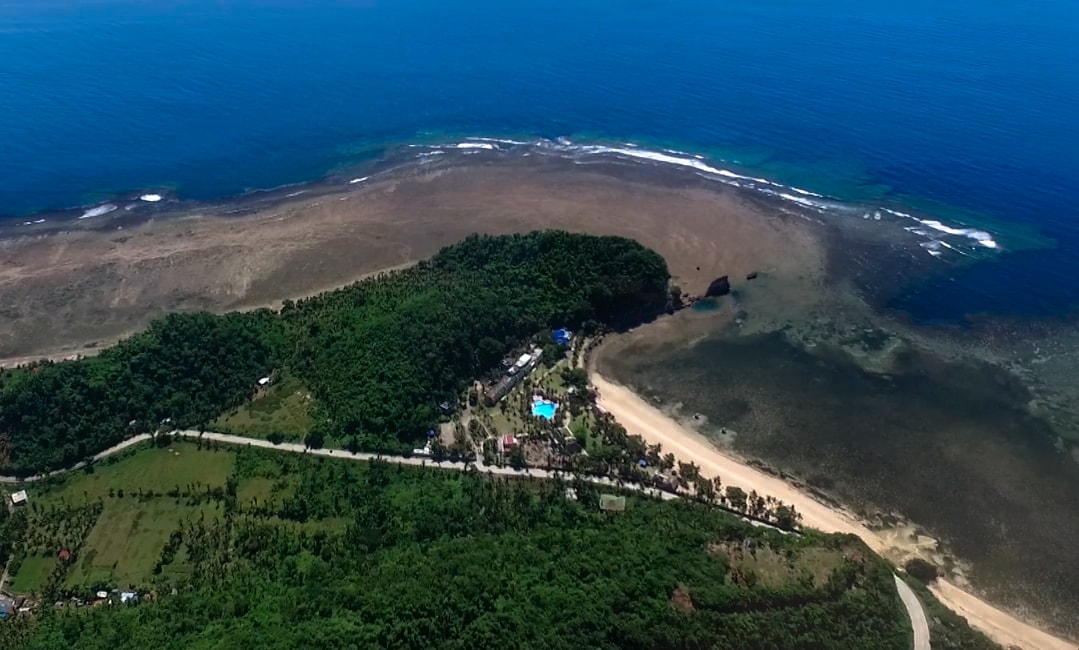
{"left": 531, "top": 399, "right": 558, "bottom": 420}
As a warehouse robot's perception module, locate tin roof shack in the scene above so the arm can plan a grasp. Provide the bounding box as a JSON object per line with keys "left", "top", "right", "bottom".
{"left": 500, "top": 435, "right": 518, "bottom": 453}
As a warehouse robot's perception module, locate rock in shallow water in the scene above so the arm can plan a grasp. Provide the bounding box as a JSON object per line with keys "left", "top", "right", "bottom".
{"left": 705, "top": 275, "right": 731, "bottom": 297}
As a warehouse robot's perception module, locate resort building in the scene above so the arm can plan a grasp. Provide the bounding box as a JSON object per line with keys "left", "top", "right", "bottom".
{"left": 483, "top": 347, "right": 544, "bottom": 405}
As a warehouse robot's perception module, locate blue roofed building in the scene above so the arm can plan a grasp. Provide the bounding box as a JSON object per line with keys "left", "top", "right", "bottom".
{"left": 552, "top": 328, "right": 572, "bottom": 345}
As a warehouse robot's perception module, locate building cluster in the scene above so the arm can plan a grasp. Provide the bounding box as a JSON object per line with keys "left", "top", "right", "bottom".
{"left": 0, "top": 595, "right": 32, "bottom": 620}
{"left": 483, "top": 346, "right": 544, "bottom": 406}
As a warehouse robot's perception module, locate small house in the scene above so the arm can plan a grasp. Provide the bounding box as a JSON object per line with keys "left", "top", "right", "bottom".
{"left": 96, "top": 591, "right": 109, "bottom": 600}
{"left": 552, "top": 328, "right": 572, "bottom": 345}
{"left": 10, "top": 490, "right": 28, "bottom": 507}
{"left": 57, "top": 549, "right": 72, "bottom": 562}
{"left": 120, "top": 592, "right": 138, "bottom": 604}
{"left": 501, "top": 435, "right": 518, "bottom": 452}
{"left": 257, "top": 377, "right": 270, "bottom": 387}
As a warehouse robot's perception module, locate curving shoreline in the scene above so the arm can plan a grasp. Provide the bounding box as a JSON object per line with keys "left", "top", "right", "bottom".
{"left": 588, "top": 370, "right": 1076, "bottom": 650}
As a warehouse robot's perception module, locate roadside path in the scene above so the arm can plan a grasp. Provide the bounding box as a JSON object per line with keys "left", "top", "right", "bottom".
{"left": 1, "top": 428, "right": 925, "bottom": 645}
{"left": 0, "top": 434, "right": 152, "bottom": 484}
{"left": 172, "top": 429, "right": 682, "bottom": 499}
{"left": 895, "top": 575, "right": 931, "bottom": 650}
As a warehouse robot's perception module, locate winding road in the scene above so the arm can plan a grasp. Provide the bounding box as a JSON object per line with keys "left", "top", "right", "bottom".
{"left": 896, "top": 575, "right": 932, "bottom": 650}
{"left": 1, "top": 429, "right": 931, "bottom": 646}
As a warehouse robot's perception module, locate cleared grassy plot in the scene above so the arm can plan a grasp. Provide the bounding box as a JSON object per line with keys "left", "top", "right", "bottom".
{"left": 213, "top": 376, "right": 313, "bottom": 441}
{"left": 64, "top": 499, "right": 220, "bottom": 588}
{"left": 34, "top": 442, "right": 234, "bottom": 506}
{"left": 8, "top": 555, "right": 57, "bottom": 593}
{"left": 13, "top": 442, "right": 236, "bottom": 592}
{"left": 236, "top": 476, "right": 276, "bottom": 505}
{"left": 716, "top": 541, "right": 847, "bottom": 589}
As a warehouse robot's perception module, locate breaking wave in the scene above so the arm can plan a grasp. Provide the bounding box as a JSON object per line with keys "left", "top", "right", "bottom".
{"left": 78, "top": 204, "right": 117, "bottom": 220}
{"left": 396, "top": 136, "right": 1004, "bottom": 260}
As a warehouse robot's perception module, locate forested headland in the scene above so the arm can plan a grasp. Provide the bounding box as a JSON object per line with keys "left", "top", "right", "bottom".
{"left": 0, "top": 232, "right": 670, "bottom": 475}
{"left": 0, "top": 445, "right": 915, "bottom": 650}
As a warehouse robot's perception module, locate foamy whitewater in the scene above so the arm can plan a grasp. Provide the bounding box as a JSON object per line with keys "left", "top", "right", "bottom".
{"left": 401, "top": 137, "right": 1003, "bottom": 259}
{"left": 78, "top": 204, "right": 117, "bottom": 220}
{"left": 42, "top": 135, "right": 1001, "bottom": 263}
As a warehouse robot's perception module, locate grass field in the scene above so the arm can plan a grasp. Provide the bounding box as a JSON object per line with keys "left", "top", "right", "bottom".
{"left": 213, "top": 376, "right": 313, "bottom": 441}
{"left": 7, "top": 555, "right": 56, "bottom": 593}
{"left": 717, "top": 541, "right": 847, "bottom": 589}
{"left": 64, "top": 499, "right": 221, "bottom": 588}
{"left": 35, "top": 443, "right": 235, "bottom": 507}
{"left": 8, "top": 442, "right": 237, "bottom": 594}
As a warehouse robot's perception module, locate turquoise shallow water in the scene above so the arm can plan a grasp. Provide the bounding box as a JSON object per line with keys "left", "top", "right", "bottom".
{"left": 1, "top": 0, "right": 1077, "bottom": 320}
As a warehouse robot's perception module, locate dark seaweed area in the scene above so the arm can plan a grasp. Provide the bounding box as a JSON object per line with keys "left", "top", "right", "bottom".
{"left": 599, "top": 329, "right": 1079, "bottom": 636}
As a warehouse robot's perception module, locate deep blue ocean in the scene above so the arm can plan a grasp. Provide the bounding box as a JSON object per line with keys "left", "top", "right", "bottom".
{"left": 2, "top": 0, "right": 1077, "bottom": 321}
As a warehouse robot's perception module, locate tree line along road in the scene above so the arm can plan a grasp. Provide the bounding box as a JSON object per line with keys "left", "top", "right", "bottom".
{"left": 0, "top": 429, "right": 930, "bottom": 648}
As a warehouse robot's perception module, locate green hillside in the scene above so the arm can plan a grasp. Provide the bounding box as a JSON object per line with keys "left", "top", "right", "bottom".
{"left": 0, "top": 231, "right": 670, "bottom": 475}
{"left": 1, "top": 444, "right": 912, "bottom": 650}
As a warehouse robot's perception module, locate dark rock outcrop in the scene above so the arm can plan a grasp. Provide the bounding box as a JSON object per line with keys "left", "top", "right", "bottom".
{"left": 746, "top": 271, "right": 759, "bottom": 280}
{"left": 705, "top": 275, "right": 730, "bottom": 297}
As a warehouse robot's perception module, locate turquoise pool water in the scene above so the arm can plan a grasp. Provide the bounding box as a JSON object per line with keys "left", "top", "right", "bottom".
{"left": 532, "top": 400, "right": 558, "bottom": 420}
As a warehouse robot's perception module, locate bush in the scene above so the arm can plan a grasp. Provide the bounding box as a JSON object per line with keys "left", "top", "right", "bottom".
{"left": 904, "top": 557, "right": 939, "bottom": 584}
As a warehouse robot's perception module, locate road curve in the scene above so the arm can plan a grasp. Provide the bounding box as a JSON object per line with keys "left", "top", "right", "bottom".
{"left": 895, "top": 575, "right": 931, "bottom": 650}
{"left": 3, "top": 429, "right": 927, "bottom": 646}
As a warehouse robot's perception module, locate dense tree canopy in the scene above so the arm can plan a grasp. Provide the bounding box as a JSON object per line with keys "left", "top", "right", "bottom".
{"left": 1, "top": 451, "right": 913, "bottom": 650}
{"left": 288, "top": 232, "right": 670, "bottom": 449}
{"left": 0, "top": 232, "right": 670, "bottom": 474}
{"left": 0, "top": 312, "right": 285, "bottom": 475}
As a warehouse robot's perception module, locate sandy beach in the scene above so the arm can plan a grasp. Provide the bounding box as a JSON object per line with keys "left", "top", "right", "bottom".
{"left": 3, "top": 153, "right": 1077, "bottom": 646}
{"left": 589, "top": 371, "right": 1076, "bottom": 650}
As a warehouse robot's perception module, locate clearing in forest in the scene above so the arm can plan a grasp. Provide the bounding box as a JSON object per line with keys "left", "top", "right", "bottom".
{"left": 212, "top": 376, "right": 313, "bottom": 442}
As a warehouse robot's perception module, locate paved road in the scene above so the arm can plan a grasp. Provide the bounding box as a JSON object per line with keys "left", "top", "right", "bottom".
{"left": 895, "top": 575, "right": 932, "bottom": 650}
{"left": 0, "top": 434, "right": 152, "bottom": 484}
{"left": 1, "top": 429, "right": 928, "bottom": 645}
{"left": 171, "top": 430, "right": 682, "bottom": 502}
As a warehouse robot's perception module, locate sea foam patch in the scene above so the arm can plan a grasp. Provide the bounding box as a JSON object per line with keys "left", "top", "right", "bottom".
{"left": 79, "top": 204, "right": 117, "bottom": 220}
{"left": 422, "top": 136, "right": 1004, "bottom": 259}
